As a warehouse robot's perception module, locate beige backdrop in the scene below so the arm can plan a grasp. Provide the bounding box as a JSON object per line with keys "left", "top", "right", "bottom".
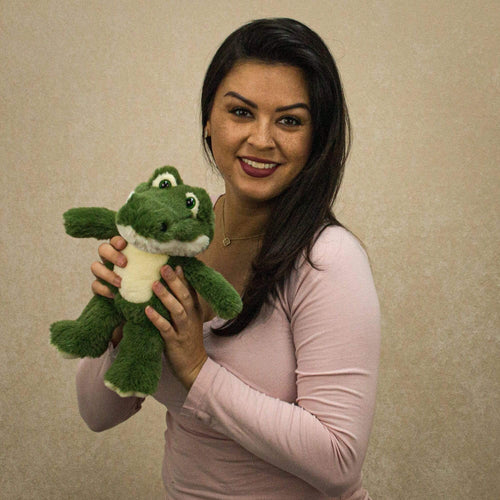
{"left": 1, "top": 1, "right": 498, "bottom": 498}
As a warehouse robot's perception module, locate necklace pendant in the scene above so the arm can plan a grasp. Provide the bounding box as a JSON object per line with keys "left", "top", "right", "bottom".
{"left": 222, "top": 237, "right": 231, "bottom": 247}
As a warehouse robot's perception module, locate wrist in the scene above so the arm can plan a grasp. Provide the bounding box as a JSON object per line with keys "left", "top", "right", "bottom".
{"left": 181, "top": 354, "right": 208, "bottom": 391}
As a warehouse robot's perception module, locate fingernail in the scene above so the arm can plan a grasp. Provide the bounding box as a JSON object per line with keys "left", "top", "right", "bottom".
{"left": 175, "top": 266, "right": 183, "bottom": 277}
{"left": 114, "top": 277, "right": 122, "bottom": 287}
{"left": 117, "top": 257, "right": 126, "bottom": 267}
{"left": 162, "top": 265, "right": 174, "bottom": 279}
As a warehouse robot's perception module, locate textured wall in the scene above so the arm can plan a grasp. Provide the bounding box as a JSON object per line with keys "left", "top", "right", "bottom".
{"left": 1, "top": 1, "right": 498, "bottom": 498}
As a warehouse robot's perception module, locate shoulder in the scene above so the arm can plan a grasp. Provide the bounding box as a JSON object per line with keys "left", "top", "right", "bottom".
{"left": 307, "top": 225, "right": 370, "bottom": 272}
{"left": 282, "top": 225, "right": 380, "bottom": 332}
{"left": 283, "top": 225, "right": 376, "bottom": 307}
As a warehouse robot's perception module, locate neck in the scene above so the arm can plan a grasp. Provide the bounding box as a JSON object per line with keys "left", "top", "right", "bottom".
{"left": 217, "top": 193, "right": 271, "bottom": 242}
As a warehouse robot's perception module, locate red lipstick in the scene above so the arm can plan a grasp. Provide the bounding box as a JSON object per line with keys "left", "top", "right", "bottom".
{"left": 238, "top": 158, "right": 279, "bottom": 178}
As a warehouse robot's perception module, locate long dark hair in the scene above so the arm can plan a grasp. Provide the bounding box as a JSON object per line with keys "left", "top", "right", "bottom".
{"left": 201, "top": 18, "right": 351, "bottom": 336}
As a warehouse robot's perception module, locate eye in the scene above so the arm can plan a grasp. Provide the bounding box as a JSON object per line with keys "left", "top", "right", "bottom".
{"left": 185, "top": 192, "right": 199, "bottom": 216}
{"left": 278, "top": 116, "right": 302, "bottom": 127}
{"left": 230, "top": 107, "right": 252, "bottom": 119}
{"left": 152, "top": 172, "right": 178, "bottom": 189}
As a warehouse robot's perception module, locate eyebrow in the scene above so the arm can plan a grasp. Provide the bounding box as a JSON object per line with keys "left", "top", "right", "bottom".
{"left": 224, "top": 91, "right": 310, "bottom": 113}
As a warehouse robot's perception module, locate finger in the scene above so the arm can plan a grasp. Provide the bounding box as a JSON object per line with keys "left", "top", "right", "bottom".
{"left": 98, "top": 242, "right": 127, "bottom": 267}
{"left": 145, "top": 306, "right": 176, "bottom": 340}
{"left": 175, "top": 266, "right": 200, "bottom": 306}
{"left": 175, "top": 265, "right": 185, "bottom": 280}
{"left": 152, "top": 281, "right": 188, "bottom": 327}
{"left": 91, "top": 280, "right": 115, "bottom": 299}
{"left": 161, "top": 266, "right": 195, "bottom": 311}
{"left": 111, "top": 322, "right": 125, "bottom": 347}
{"left": 90, "top": 261, "right": 122, "bottom": 288}
{"left": 110, "top": 235, "right": 127, "bottom": 251}
{"left": 174, "top": 266, "right": 194, "bottom": 293}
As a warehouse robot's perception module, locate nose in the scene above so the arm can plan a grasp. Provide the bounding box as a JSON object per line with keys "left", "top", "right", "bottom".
{"left": 247, "top": 119, "right": 275, "bottom": 150}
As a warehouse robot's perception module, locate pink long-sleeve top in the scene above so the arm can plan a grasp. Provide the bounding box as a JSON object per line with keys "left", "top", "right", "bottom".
{"left": 76, "top": 225, "right": 380, "bottom": 499}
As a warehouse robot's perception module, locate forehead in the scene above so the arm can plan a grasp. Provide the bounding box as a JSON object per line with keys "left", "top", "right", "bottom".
{"left": 215, "top": 61, "right": 310, "bottom": 105}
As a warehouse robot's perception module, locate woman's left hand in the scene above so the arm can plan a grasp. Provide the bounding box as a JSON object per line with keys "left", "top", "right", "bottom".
{"left": 145, "top": 265, "right": 207, "bottom": 391}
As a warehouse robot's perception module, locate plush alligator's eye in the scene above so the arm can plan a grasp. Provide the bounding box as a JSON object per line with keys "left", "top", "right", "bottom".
{"left": 185, "top": 192, "right": 199, "bottom": 216}
{"left": 152, "top": 172, "right": 178, "bottom": 189}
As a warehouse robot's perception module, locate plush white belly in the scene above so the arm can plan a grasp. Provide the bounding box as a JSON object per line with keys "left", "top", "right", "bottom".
{"left": 114, "top": 244, "right": 169, "bottom": 303}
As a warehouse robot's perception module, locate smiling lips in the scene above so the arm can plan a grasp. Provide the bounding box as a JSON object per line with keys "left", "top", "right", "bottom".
{"left": 239, "top": 157, "right": 280, "bottom": 178}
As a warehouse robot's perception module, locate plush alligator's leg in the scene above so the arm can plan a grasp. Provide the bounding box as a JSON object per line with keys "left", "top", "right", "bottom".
{"left": 103, "top": 322, "right": 164, "bottom": 398}
{"left": 50, "top": 295, "right": 122, "bottom": 358}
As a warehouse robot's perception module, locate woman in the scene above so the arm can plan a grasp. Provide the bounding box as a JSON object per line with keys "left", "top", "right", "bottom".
{"left": 79, "top": 18, "right": 380, "bottom": 499}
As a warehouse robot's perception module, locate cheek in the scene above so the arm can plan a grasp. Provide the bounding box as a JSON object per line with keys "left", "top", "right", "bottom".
{"left": 285, "top": 133, "right": 312, "bottom": 167}
{"left": 209, "top": 134, "right": 234, "bottom": 176}
{"left": 211, "top": 117, "right": 233, "bottom": 148}
{"left": 211, "top": 125, "right": 243, "bottom": 166}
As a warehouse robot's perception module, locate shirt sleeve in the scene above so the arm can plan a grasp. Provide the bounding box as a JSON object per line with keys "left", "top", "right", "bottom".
{"left": 76, "top": 343, "right": 144, "bottom": 432}
{"left": 181, "top": 227, "right": 380, "bottom": 497}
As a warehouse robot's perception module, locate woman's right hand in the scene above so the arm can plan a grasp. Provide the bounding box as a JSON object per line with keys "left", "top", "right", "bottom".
{"left": 91, "top": 235, "right": 127, "bottom": 298}
{"left": 91, "top": 235, "right": 128, "bottom": 347}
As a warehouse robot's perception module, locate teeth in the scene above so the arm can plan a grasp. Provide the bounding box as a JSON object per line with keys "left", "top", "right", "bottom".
{"left": 242, "top": 158, "right": 278, "bottom": 169}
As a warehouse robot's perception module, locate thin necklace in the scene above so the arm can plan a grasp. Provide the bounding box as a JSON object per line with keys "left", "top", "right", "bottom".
{"left": 221, "top": 197, "right": 265, "bottom": 247}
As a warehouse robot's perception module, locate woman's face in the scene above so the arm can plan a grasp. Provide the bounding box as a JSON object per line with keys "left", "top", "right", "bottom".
{"left": 206, "top": 61, "right": 313, "bottom": 204}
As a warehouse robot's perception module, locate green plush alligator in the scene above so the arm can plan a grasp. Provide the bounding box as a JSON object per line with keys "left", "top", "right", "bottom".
{"left": 50, "top": 166, "right": 242, "bottom": 397}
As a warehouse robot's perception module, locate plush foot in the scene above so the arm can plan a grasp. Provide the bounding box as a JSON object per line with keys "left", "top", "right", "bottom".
{"left": 50, "top": 319, "right": 111, "bottom": 358}
{"left": 104, "top": 350, "right": 163, "bottom": 397}
{"left": 50, "top": 295, "right": 122, "bottom": 358}
{"left": 104, "top": 324, "right": 164, "bottom": 397}
{"left": 103, "top": 379, "right": 148, "bottom": 399}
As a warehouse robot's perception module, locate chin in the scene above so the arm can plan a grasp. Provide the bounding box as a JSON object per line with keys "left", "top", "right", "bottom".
{"left": 236, "top": 189, "right": 282, "bottom": 205}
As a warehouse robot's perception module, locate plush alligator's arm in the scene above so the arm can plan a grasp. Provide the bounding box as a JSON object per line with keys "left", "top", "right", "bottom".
{"left": 169, "top": 256, "right": 242, "bottom": 320}
{"left": 63, "top": 207, "right": 119, "bottom": 239}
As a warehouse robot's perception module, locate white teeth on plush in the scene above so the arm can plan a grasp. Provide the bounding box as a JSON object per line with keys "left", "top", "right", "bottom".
{"left": 117, "top": 224, "right": 210, "bottom": 256}
{"left": 242, "top": 158, "right": 278, "bottom": 169}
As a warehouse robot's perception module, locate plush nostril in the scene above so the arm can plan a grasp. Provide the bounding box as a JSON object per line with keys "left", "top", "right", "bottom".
{"left": 160, "top": 222, "right": 168, "bottom": 232}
